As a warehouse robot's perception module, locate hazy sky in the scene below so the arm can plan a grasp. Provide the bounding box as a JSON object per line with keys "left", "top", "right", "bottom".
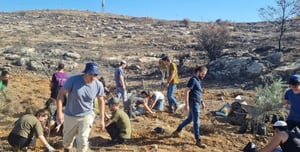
{"left": 0, "top": 0, "right": 277, "bottom": 22}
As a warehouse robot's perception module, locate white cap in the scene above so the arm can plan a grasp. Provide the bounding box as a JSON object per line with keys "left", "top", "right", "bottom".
{"left": 273, "top": 121, "right": 287, "bottom": 127}
{"left": 120, "top": 60, "right": 127, "bottom": 64}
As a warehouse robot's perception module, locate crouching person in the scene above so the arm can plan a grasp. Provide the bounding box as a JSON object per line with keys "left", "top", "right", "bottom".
{"left": 260, "top": 121, "right": 300, "bottom": 152}
{"left": 105, "top": 97, "right": 131, "bottom": 145}
{"left": 7, "top": 109, "right": 55, "bottom": 151}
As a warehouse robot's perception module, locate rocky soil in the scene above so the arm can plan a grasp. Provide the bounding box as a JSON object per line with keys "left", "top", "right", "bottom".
{"left": 0, "top": 10, "right": 299, "bottom": 152}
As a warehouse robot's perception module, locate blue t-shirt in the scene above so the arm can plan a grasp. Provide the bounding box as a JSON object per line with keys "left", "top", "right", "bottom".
{"left": 63, "top": 74, "right": 104, "bottom": 117}
{"left": 114, "top": 67, "right": 124, "bottom": 88}
{"left": 285, "top": 89, "right": 300, "bottom": 122}
{"left": 187, "top": 75, "right": 202, "bottom": 102}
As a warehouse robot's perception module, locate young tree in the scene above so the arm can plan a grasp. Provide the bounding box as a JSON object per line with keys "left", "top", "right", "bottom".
{"left": 258, "top": 0, "right": 298, "bottom": 51}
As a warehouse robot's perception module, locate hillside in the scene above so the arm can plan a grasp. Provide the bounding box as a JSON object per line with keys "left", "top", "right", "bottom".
{"left": 0, "top": 10, "right": 299, "bottom": 151}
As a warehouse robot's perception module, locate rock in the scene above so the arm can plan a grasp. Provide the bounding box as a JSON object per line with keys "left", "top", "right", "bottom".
{"left": 63, "top": 51, "right": 81, "bottom": 60}
{"left": 15, "top": 57, "right": 30, "bottom": 66}
{"left": 265, "top": 52, "right": 283, "bottom": 65}
{"left": 4, "top": 54, "right": 20, "bottom": 60}
{"left": 244, "top": 61, "right": 266, "bottom": 78}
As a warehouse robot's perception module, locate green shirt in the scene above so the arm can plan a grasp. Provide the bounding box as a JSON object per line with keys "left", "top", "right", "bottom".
{"left": 169, "top": 62, "right": 179, "bottom": 84}
{"left": 111, "top": 109, "right": 131, "bottom": 139}
{"left": 10, "top": 114, "right": 44, "bottom": 139}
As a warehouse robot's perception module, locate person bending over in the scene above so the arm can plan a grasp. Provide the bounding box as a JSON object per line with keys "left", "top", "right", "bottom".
{"left": 7, "top": 109, "right": 55, "bottom": 151}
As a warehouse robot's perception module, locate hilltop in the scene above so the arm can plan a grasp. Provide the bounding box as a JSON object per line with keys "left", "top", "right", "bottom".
{"left": 0, "top": 10, "right": 299, "bottom": 151}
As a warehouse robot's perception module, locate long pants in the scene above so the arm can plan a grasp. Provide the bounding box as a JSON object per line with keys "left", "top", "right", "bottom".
{"left": 176, "top": 101, "right": 201, "bottom": 140}
{"left": 63, "top": 113, "right": 95, "bottom": 152}
{"left": 167, "top": 84, "right": 178, "bottom": 111}
{"left": 7, "top": 133, "right": 31, "bottom": 150}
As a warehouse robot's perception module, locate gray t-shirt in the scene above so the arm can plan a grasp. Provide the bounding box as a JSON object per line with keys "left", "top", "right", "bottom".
{"left": 63, "top": 74, "right": 104, "bottom": 116}
{"left": 114, "top": 67, "right": 124, "bottom": 88}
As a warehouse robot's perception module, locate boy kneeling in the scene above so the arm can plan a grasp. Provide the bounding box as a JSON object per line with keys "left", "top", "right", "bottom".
{"left": 105, "top": 97, "right": 131, "bottom": 145}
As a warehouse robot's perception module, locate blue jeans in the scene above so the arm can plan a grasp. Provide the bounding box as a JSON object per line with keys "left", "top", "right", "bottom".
{"left": 152, "top": 99, "right": 165, "bottom": 111}
{"left": 116, "top": 87, "right": 127, "bottom": 103}
{"left": 176, "top": 101, "right": 201, "bottom": 140}
{"left": 167, "top": 84, "right": 178, "bottom": 111}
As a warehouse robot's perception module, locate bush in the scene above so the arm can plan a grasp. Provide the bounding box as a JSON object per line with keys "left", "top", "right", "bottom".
{"left": 253, "top": 79, "right": 285, "bottom": 112}
{"left": 198, "top": 23, "right": 230, "bottom": 61}
{"left": 181, "top": 18, "right": 191, "bottom": 28}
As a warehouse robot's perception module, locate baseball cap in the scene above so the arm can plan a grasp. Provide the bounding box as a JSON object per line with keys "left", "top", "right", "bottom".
{"left": 289, "top": 74, "right": 300, "bottom": 85}
{"left": 120, "top": 60, "right": 127, "bottom": 64}
{"left": 106, "top": 97, "right": 120, "bottom": 105}
{"left": 83, "top": 62, "right": 100, "bottom": 75}
{"left": 273, "top": 121, "right": 287, "bottom": 127}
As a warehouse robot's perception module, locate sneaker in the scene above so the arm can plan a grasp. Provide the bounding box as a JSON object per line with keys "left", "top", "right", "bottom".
{"left": 64, "top": 148, "right": 71, "bottom": 152}
{"left": 171, "top": 130, "right": 181, "bottom": 138}
{"left": 196, "top": 140, "right": 207, "bottom": 148}
{"left": 174, "top": 105, "right": 178, "bottom": 112}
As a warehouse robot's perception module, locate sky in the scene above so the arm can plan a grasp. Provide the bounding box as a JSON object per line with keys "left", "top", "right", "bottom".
{"left": 0, "top": 0, "right": 278, "bottom": 22}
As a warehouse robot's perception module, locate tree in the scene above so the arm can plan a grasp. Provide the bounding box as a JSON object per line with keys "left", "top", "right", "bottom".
{"left": 198, "top": 23, "right": 230, "bottom": 61}
{"left": 258, "top": 0, "right": 298, "bottom": 51}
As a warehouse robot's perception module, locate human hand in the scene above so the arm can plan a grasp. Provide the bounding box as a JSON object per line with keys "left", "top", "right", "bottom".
{"left": 100, "top": 121, "right": 105, "bottom": 130}
{"left": 55, "top": 124, "right": 62, "bottom": 132}
{"left": 184, "top": 104, "right": 189, "bottom": 112}
{"left": 56, "top": 111, "right": 64, "bottom": 124}
{"left": 46, "top": 144, "right": 55, "bottom": 152}
{"left": 164, "top": 83, "right": 169, "bottom": 88}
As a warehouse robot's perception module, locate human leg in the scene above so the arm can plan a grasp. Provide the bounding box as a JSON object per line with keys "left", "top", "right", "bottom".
{"left": 116, "top": 87, "right": 127, "bottom": 104}
{"left": 190, "top": 102, "right": 200, "bottom": 140}
{"left": 153, "top": 99, "right": 165, "bottom": 111}
{"left": 167, "top": 84, "right": 178, "bottom": 112}
{"left": 106, "top": 122, "right": 120, "bottom": 140}
{"left": 7, "top": 133, "right": 31, "bottom": 150}
{"left": 172, "top": 110, "right": 193, "bottom": 137}
{"left": 63, "top": 115, "right": 79, "bottom": 150}
{"left": 76, "top": 113, "right": 95, "bottom": 152}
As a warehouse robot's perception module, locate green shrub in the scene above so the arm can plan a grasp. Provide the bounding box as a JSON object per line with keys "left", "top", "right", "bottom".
{"left": 253, "top": 79, "right": 285, "bottom": 112}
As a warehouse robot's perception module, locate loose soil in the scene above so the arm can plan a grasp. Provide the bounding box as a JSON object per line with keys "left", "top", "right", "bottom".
{"left": 0, "top": 71, "right": 271, "bottom": 152}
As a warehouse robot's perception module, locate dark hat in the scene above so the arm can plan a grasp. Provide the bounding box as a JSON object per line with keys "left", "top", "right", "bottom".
{"left": 57, "top": 63, "right": 65, "bottom": 70}
{"left": 289, "top": 74, "right": 300, "bottom": 85}
{"left": 161, "top": 56, "right": 169, "bottom": 61}
{"left": 83, "top": 62, "right": 100, "bottom": 75}
{"left": 106, "top": 97, "right": 119, "bottom": 105}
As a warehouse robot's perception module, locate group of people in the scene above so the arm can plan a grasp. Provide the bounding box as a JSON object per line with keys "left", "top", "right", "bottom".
{"left": 260, "top": 74, "right": 300, "bottom": 152}
{"left": 6, "top": 54, "right": 300, "bottom": 152}
{"left": 7, "top": 55, "right": 209, "bottom": 151}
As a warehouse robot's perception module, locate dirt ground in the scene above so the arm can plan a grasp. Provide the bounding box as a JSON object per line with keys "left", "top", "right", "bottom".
{"left": 0, "top": 71, "right": 271, "bottom": 152}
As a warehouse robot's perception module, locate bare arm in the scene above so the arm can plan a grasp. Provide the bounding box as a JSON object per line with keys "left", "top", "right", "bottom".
{"left": 38, "top": 135, "right": 55, "bottom": 151}
{"left": 38, "top": 135, "right": 50, "bottom": 146}
{"left": 281, "top": 99, "right": 289, "bottom": 106}
{"left": 143, "top": 100, "right": 154, "bottom": 114}
{"left": 184, "top": 87, "right": 190, "bottom": 111}
{"left": 56, "top": 88, "right": 68, "bottom": 124}
{"left": 149, "top": 98, "right": 157, "bottom": 109}
{"left": 260, "top": 132, "right": 286, "bottom": 152}
{"left": 97, "top": 96, "right": 105, "bottom": 130}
